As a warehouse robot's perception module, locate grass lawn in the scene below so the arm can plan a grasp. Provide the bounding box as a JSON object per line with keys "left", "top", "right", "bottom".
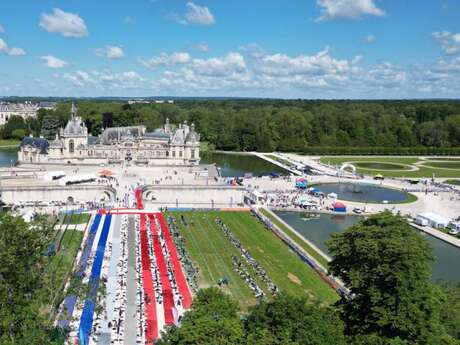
{"left": 421, "top": 161, "right": 460, "bottom": 169}
{"left": 266, "top": 154, "right": 296, "bottom": 168}
{"left": 320, "top": 156, "right": 420, "bottom": 165}
{"left": 44, "top": 227, "right": 83, "bottom": 309}
{"left": 62, "top": 213, "right": 91, "bottom": 225}
{"left": 320, "top": 156, "right": 460, "bottom": 178}
{"left": 169, "top": 211, "right": 338, "bottom": 307}
{"left": 0, "top": 138, "right": 20, "bottom": 147}
{"left": 445, "top": 179, "right": 460, "bottom": 186}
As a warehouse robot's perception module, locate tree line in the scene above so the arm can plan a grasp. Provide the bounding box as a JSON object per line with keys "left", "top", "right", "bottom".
{"left": 2, "top": 99, "right": 460, "bottom": 153}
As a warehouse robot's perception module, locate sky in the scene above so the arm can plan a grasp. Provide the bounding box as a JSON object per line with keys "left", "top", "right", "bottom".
{"left": 1, "top": 0, "right": 460, "bottom": 99}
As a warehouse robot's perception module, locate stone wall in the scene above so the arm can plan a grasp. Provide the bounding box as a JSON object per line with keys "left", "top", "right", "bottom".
{"left": 142, "top": 185, "right": 245, "bottom": 208}
{"left": 0, "top": 185, "right": 116, "bottom": 204}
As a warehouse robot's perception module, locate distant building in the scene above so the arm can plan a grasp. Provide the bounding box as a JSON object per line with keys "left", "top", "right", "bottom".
{"left": 127, "top": 99, "right": 174, "bottom": 105}
{"left": 0, "top": 101, "right": 57, "bottom": 125}
{"left": 18, "top": 102, "right": 200, "bottom": 165}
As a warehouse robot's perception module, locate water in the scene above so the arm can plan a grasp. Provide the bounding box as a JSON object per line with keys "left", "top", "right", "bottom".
{"left": 201, "top": 152, "right": 288, "bottom": 177}
{"left": 275, "top": 211, "right": 460, "bottom": 283}
{"left": 0, "top": 147, "right": 18, "bottom": 167}
{"left": 314, "top": 182, "right": 410, "bottom": 203}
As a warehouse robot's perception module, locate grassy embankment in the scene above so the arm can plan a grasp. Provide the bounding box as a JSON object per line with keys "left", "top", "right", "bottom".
{"left": 42, "top": 213, "right": 87, "bottom": 312}
{"left": 0, "top": 139, "right": 20, "bottom": 147}
{"left": 170, "top": 211, "right": 338, "bottom": 307}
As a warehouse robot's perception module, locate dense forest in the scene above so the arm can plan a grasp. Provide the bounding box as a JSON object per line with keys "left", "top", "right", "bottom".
{"left": 2, "top": 99, "right": 460, "bottom": 153}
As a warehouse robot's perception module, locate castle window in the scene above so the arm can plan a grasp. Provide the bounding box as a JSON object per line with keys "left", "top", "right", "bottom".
{"left": 69, "top": 140, "right": 75, "bottom": 153}
{"left": 179, "top": 151, "right": 183, "bottom": 158}
{"left": 191, "top": 149, "right": 195, "bottom": 159}
{"left": 172, "top": 151, "right": 176, "bottom": 158}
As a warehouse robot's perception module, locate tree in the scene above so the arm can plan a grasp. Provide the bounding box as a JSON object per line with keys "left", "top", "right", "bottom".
{"left": 0, "top": 212, "right": 57, "bottom": 344}
{"left": 157, "top": 287, "right": 244, "bottom": 345}
{"left": 244, "top": 293, "right": 346, "bottom": 345}
{"left": 1, "top": 115, "right": 27, "bottom": 139}
{"left": 327, "top": 212, "right": 454, "bottom": 345}
{"left": 440, "top": 283, "right": 460, "bottom": 340}
{"left": 11, "top": 128, "right": 26, "bottom": 140}
{"left": 40, "top": 114, "right": 61, "bottom": 139}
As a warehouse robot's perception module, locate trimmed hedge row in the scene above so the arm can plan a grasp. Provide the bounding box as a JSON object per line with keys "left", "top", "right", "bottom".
{"left": 297, "top": 147, "right": 460, "bottom": 156}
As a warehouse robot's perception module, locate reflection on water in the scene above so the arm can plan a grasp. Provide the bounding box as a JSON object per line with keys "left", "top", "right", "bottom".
{"left": 201, "top": 152, "right": 288, "bottom": 177}
{"left": 0, "top": 147, "right": 18, "bottom": 167}
{"left": 275, "top": 211, "right": 460, "bottom": 282}
{"left": 315, "top": 182, "right": 410, "bottom": 203}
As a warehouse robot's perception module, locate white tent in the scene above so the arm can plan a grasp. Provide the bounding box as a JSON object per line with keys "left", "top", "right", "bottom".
{"left": 416, "top": 212, "right": 449, "bottom": 229}
{"left": 327, "top": 192, "right": 338, "bottom": 199}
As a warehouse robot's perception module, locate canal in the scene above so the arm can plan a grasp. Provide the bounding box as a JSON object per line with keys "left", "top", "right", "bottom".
{"left": 201, "top": 151, "right": 289, "bottom": 177}
{"left": 0, "top": 147, "right": 18, "bottom": 167}
{"left": 275, "top": 211, "right": 460, "bottom": 283}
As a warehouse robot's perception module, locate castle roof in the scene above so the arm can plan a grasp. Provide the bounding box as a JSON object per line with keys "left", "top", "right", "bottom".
{"left": 20, "top": 137, "right": 49, "bottom": 154}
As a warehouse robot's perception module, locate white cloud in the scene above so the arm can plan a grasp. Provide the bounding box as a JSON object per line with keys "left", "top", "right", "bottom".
{"left": 40, "top": 55, "right": 68, "bottom": 68}
{"left": 0, "top": 38, "right": 26, "bottom": 56}
{"left": 365, "top": 34, "right": 376, "bottom": 43}
{"left": 240, "top": 43, "right": 266, "bottom": 59}
{"left": 433, "top": 31, "right": 460, "bottom": 54}
{"left": 316, "top": 0, "right": 385, "bottom": 21}
{"left": 364, "top": 62, "right": 406, "bottom": 87}
{"left": 195, "top": 43, "right": 209, "bottom": 52}
{"left": 183, "top": 2, "right": 215, "bottom": 25}
{"left": 95, "top": 45, "right": 125, "bottom": 59}
{"left": 254, "top": 48, "right": 360, "bottom": 79}
{"left": 191, "top": 52, "right": 246, "bottom": 76}
{"left": 139, "top": 52, "right": 191, "bottom": 68}
{"left": 39, "top": 8, "right": 88, "bottom": 38}
{"left": 7, "top": 47, "right": 26, "bottom": 56}
{"left": 0, "top": 25, "right": 5, "bottom": 33}
{"left": 62, "top": 70, "right": 146, "bottom": 90}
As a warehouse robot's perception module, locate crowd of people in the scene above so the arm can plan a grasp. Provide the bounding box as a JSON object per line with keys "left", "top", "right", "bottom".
{"left": 231, "top": 255, "right": 265, "bottom": 300}
{"left": 134, "top": 216, "right": 147, "bottom": 344}
{"left": 254, "top": 188, "right": 325, "bottom": 210}
{"left": 167, "top": 215, "right": 199, "bottom": 293}
{"left": 215, "top": 217, "right": 279, "bottom": 297}
{"left": 84, "top": 216, "right": 131, "bottom": 345}
{"left": 151, "top": 215, "right": 185, "bottom": 309}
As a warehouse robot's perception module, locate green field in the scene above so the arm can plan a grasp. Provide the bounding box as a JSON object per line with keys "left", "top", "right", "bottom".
{"left": 44, "top": 227, "right": 83, "bottom": 310}
{"left": 353, "top": 161, "right": 413, "bottom": 170}
{"left": 421, "top": 161, "right": 460, "bottom": 169}
{"left": 320, "top": 156, "right": 460, "bottom": 178}
{"left": 0, "top": 139, "right": 20, "bottom": 147}
{"left": 170, "top": 211, "right": 338, "bottom": 307}
{"left": 62, "top": 213, "right": 91, "bottom": 225}
{"left": 445, "top": 179, "right": 460, "bottom": 186}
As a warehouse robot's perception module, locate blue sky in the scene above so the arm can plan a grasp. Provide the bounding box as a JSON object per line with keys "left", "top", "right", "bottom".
{"left": 1, "top": 0, "right": 460, "bottom": 98}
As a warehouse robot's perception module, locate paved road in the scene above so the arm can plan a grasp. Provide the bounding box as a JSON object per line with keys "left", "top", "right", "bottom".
{"left": 123, "top": 215, "right": 138, "bottom": 345}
